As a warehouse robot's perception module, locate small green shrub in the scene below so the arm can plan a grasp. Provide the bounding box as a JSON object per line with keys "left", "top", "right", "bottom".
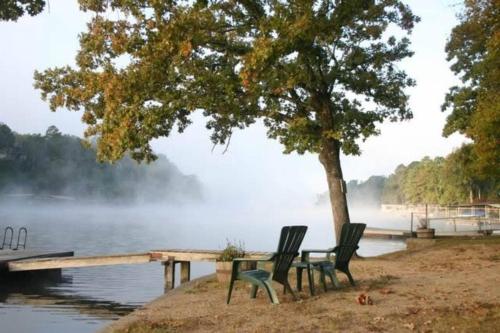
{"left": 218, "top": 240, "right": 245, "bottom": 261}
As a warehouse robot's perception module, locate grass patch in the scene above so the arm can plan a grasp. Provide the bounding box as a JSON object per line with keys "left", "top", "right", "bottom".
{"left": 427, "top": 303, "right": 500, "bottom": 333}
{"left": 433, "top": 236, "right": 500, "bottom": 247}
{"left": 376, "top": 236, "right": 500, "bottom": 260}
{"left": 366, "top": 274, "right": 400, "bottom": 291}
{"left": 183, "top": 278, "right": 221, "bottom": 294}
{"left": 383, "top": 303, "right": 500, "bottom": 333}
{"left": 487, "top": 254, "right": 500, "bottom": 261}
{"left": 116, "top": 320, "right": 176, "bottom": 333}
{"left": 326, "top": 310, "right": 356, "bottom": 331}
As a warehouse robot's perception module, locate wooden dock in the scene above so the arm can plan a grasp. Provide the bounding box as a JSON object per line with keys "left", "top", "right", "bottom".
{"left": 149, "top": 249, "right": 268, "bottom": 261}
{"left": 1, "top": 228, "right": 413, "bottom": 289}
{"left": 7, "top": 252, "right": 151, "bottom": 272}
{"left": 0, "top": 250, "right": 74, "bottom": 271}
{"left": 3, "top": 249, "right": 270, "bottom": 290}
{"left": 149, "top": 249, "right": 270, "bottom": 290}
{"left": 364, "top": 227, "right": 412, "bottom": 239}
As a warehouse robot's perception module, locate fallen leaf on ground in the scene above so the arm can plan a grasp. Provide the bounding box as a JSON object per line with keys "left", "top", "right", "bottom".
{"left": 406, "top": 307, "right": 420, "bottom": 315}
{"left": 403, "top": 322, "right": 415, "bottom": 330}
{"left": 356, "top": 293, "right": 373, "bottom": 305}
{"left": 379, "top": 288, "right": 394, "bottom": 294}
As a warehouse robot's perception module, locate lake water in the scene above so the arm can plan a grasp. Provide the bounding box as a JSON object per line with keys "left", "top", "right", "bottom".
{"left": 0, "top": 202, "right": 408, "bottom": 333}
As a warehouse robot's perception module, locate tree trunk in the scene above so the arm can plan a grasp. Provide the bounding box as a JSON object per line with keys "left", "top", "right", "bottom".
{"left": 469, "top": 184, "right": 474, "bottom": 204}
{"left": 319, "top": 138, "right": 350, "bottom": 244}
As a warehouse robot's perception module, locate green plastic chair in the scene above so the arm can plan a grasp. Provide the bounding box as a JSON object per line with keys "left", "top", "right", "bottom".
{"left": 226, "top": 225, "right": 308, "bottom": 304}
{"left": 295, "top": 223, "right": 366, "bottom": 294}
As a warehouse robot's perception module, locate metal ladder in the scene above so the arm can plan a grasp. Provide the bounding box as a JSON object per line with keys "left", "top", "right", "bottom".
{"left": 1, "top": 226, "right": 28, "bottom": 250}
{"left": 13, "top": 227, "right": 28, "bottom": 250}
{"left": 1, "top": 226, "right": 14, "bottom": 250}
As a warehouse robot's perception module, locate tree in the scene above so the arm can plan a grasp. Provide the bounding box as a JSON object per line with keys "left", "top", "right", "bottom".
{"left": 442, "top": 144, "right": 478, "bottom": 204}
{"left": 0, "top": 123, "right": 15, "bottom": 150}
{"left": 469, "top": 90, "right": 500, "bottom": 179}
{"left": 45, "top": 125, "right": 62, "bottom": 138}
{"left": 346, "top": 176, "right": 386, "bottom": 207}
{"left": 442, "top": 0, "right": 499, "bottom": 180}
{"left": 381, "top": 164, "right": 407, "bottom": 204}
{"left": 0, "top": 0, "right": 45, "bottom": 21}
{"left": 34, "top": 0, "right": 419, "bottom": 242}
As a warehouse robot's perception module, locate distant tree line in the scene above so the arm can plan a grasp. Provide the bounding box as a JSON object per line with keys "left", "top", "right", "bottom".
{"left": 381, "top": 145, "right": 498, "bottom": 205}
{"left": 0, "top": 123, "right": 202, "bottom": 203}
{"left": 318, "top": 145, "right": 499, "bottom": 207}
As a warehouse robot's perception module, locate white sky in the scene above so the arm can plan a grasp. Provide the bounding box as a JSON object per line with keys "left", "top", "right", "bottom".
{"left": 0, "top": 0, "right": 466, "bottom": 205}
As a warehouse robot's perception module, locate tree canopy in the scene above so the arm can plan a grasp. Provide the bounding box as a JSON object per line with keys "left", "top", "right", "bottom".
{"left": 34, "top": 0, "right": 419, "bottom": 241}
{"left": 0, "top": 0, "right": 45, "bottom": 21}
{"left": 35, "top": 0, "right": 418, "bottom": 161}
{"left": 442, "top": 0, "right": 499, "bottom": 179}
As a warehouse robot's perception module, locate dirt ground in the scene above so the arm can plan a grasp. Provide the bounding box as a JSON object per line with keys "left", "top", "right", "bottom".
{"left": 102, "top": 237, "right": 500, "bottom": 333}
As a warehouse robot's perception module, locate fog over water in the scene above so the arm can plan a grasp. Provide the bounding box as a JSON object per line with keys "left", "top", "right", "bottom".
{"left": 0, "top": 198, "right": 408, "bottom": 333}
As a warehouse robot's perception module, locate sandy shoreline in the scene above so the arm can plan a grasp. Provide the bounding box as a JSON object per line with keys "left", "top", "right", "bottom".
{"left": 102, "top": 237, "right": 500, "bottom": 333}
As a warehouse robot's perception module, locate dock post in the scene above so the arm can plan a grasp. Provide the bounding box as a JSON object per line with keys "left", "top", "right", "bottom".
{"left": 163, "top": 256, "right": 176, "bottom": 291}
{"left": 410, "top": 212, "right": 414, "bottom": 237}
{"left": 180, "top": 261, "right": 191, "bottom": 284}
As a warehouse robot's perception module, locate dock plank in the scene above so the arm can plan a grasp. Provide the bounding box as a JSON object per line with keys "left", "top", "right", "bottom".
{"left": 7, "top": 253, "right": 151, "bottom": 272}
{"left": 0, "top": 251, "right": 74, "bottom": 269}
{"left": 149, "top": 249, "right": 270, "bottom": 262}
{"left": 364, "top": 227, "right": 412, "bottom": 239}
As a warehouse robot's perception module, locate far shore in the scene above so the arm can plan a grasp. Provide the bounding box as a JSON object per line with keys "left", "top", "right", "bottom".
{"left": 102, "top": 237, "right": 500, "bottom": 333}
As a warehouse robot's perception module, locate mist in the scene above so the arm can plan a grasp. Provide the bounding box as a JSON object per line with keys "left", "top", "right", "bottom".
{"left": 316, "top": 176, "right": 386, "bottom": 208}
{"left": 0, "top": 124, "right": 203, "bottom": 205}
{"left": 0, "top": 120, "right": 412, "bottom": 246}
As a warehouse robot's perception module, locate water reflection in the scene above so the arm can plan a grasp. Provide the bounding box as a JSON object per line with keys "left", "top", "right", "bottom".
{"left": 0, "top": 273, "right": 135, "bottom": 320}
